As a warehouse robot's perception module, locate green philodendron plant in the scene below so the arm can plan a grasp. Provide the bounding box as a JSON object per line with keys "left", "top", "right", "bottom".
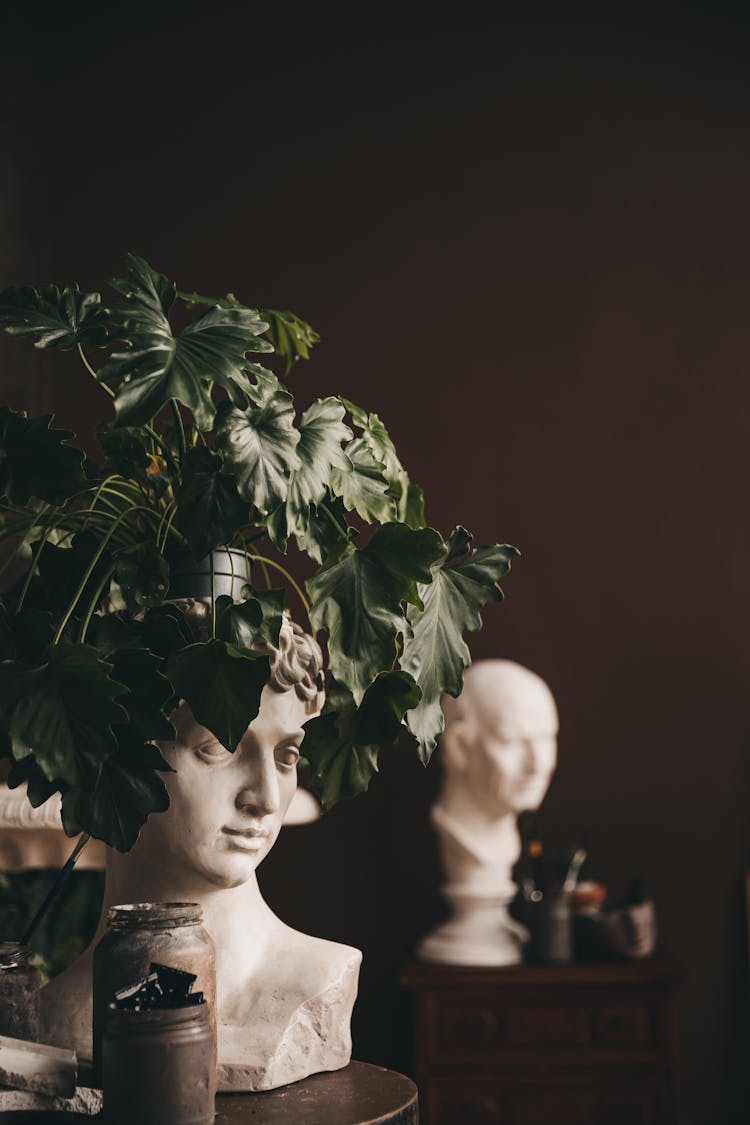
{"left": 0, "top": 255, "right": 518, "bottom": 852}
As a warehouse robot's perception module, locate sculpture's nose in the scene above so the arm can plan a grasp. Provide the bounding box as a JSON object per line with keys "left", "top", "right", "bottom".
{"left": 523, "top": 736, "right": 554, "bottom": 776}
{"left": 235, "top": 749, "right": 281, "bottom": 817}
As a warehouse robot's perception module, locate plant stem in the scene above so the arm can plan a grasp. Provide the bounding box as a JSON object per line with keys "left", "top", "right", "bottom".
{"left": 320, "top": 502, "right": 349, "bottom": 540}
{"left": 78, "top": 563, "right": 116, "bottom": 643}
{"left": 170, "top": 400, "right": 187, "bottom": 460}
{"left": 211, "top": 552, "right": 216, "bottom": 637}
{"left": 250, "top": 554, "right": 311, "bottom": 616}
{"left": 156, "top": 500, "right": 177, "bottom": 551}
{"left": 77, "top": 344, "right": 114, "bottom": 398}
{"left": 53, "top": 510, "right": 134, "bottom": 643}
{"left": 0, "top": 507, "right": 47, "bottom": 581}
{"left": 233, "top": 528, "right": 267, "bottom": 548}
{"left": 257, "top": 557, "right": 271, "bottom": 588}
{"left": 144, "top": 425, "right": 178, "bottom": 471}
{"left": 15, "top": 526, "right": 55, "bottom": 611}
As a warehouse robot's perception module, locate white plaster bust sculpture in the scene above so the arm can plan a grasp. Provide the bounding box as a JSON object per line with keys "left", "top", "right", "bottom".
{"left": 40, "top": 618, "right": 361, "bottom": 1091}
{"left": 419, "top": 659, "right": 558, "bottom": 966}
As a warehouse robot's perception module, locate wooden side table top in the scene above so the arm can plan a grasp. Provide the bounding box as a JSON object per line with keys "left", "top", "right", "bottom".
{"left": 0, "top": 1063, "right": 418, "bottom": 1125}
{"left": 216, "top": 1062, "right": 418, "bottom": 1125}
{"left": 400, "top": 953, "right": 684, "bottom": 989}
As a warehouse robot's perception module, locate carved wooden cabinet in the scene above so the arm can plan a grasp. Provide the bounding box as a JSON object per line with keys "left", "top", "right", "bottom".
{"left": 400, "top": 957, "right": 682, "bottom": 1125}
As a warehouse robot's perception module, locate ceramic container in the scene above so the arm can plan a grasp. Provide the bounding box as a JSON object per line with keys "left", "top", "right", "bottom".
{"left": 102, "top": 1002, "right": 215, "bottom": 1125}
{"left": 0, "top": 941, "right": 40, "bottom": 1040}
{"left": 92, "top": 902, "right": 215, "bottom": 1082}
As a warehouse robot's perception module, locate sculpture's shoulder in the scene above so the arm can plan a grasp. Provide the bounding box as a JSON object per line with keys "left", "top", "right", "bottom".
{"left": 218, "top": 924, "right": 362, "bottom": 1092}
{"left": 275, "top": 922, "right": 362, "bottom": 998}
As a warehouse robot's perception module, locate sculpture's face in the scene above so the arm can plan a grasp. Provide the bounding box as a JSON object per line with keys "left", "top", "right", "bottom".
{"left": 474, "top": 711, "right": 557, "bottom": 813}
{"left": 146, "top": 686, "right": 308, "bottom": 889}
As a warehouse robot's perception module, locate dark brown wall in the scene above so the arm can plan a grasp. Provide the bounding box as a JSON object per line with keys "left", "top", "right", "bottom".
{"left": 2, "top": 6, "right": 750, "bottom": 1121}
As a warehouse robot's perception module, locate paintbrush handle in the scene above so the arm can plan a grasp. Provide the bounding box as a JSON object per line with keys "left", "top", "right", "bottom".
{"left": 21, "top": 834, "right": 91, "bottom": 946}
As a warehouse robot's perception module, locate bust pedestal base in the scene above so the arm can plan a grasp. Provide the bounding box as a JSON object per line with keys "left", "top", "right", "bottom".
{"left": 418, "top": 892, "right": 526, "bottom": 967}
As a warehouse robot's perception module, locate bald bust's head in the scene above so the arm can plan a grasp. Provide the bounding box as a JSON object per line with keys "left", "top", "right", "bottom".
{"left": 441, "top": 660, "right": 558, "bottom": 815}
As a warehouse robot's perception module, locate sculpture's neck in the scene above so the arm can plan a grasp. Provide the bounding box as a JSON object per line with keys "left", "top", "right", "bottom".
{"left": 438, "top": 776, "right": 518, "bottom": 832}
{"left": 432, "top": 782, "right": 521, "bottom": 898}
{"left": 100, "top": 854, "right": 277, "bottom": 1002}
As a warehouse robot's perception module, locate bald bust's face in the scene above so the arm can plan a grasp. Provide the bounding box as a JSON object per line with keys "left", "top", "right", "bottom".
{"left": 443, "top": 666, "right": 558, "bottom": 815}
{"left": 470, "top": 702, "right": 557, "bottom": 813}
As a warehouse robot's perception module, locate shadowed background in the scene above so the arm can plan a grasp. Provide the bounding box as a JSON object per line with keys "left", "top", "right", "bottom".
{"left": 2, "top": 4, "right": 749, "bottom": 1121}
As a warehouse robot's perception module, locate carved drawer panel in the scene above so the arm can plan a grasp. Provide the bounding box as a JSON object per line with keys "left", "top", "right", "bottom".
{"left": 434, "top": 990, "right": 658, "bottom": 1059}
{"left": 591, "top": 1004, "right": 652, "bottom": 1048}
{"left": 425, "top": 1078, "right": 664, "bottom": 1125}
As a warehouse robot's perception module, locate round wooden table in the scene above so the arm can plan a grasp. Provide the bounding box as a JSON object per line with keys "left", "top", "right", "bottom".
{"left": 0, "top": 1062, "right": 418, "bottom": 1124}
{"left": 216, "top": 1062, "right": 418, "bottom": 1124}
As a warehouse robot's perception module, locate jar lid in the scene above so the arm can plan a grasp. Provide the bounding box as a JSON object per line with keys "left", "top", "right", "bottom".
{"left": 107, "top": 903, "right": 203, "bottom": 931}
{"left": 0, "top": 941, "right": 30, "bottom": 969}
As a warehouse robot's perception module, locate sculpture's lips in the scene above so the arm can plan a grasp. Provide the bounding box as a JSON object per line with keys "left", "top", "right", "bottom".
{"left": 221, "top": 827, "right": 269, "bottom": 850}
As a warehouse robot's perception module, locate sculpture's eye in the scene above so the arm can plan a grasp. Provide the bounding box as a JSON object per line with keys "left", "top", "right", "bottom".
{"left": 195, "top": 740, "right": 233, "bottom": 764}
{"left": 275, "top": 743, "right": 301, "bottom": 770}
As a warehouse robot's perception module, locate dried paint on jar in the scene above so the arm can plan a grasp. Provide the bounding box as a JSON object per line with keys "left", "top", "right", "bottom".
{"left": 92, "top": 903, "right": 215, "bottom": 1082}
{"left": 0, "top": 942, "right": 41, "bottom": 1041}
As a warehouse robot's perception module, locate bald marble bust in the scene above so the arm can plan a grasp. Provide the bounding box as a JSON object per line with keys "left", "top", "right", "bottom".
{"left": 419, "top": 659, "right": 559, "bottom": 966}
{"left": 41, "top": 618, "right": 361, "bottom": 1092}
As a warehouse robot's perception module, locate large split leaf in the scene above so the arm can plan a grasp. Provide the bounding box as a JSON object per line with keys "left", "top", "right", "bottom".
{"left": 290, "top": 494, "right": 356, "bottom": 564}
{"left": 6, "top": 755, "right": 60, "bottom": 808}
{"left": 330, "top": 436, "right": 394, "bottom": 524}
{"left": 0, "top": 283, "right": 109, "bottom": 348}
{"left": 215, "top": 586, "right": 285, "bottom": 651}
{"left": 61, "top": 730, "right": 171, "bottom": 852}
{"left": 245, "top": 586, "right": 285, "bottom": 648}
{"left": 101, "top": 255, "right": 272, "bottom": 430}
{"left": 166, "top": 638, "right": 271, "bottom": 751}
{"left": 403, "top": 483, "right": 426, "bottom": 530}
{"left": 97, "top": 427, "right": 150, "bottom": 477}
{"left": 110, "top": 648, "right": 175, "bottom": 743}
{"left": 214, "top": 594, "right": 261, "bottom": 651}
{"left": 277, "top": 397, "right": 352, "bottom": 540}
{"left": 85, "top": 611, "right": 147, "bottom": 658}
{"left": 0, "top": 606, "right": 53, "bottom": 664}
{"left": 0, "top": 644, "right": 129, "bottom": 785}
{"left": 0, "top": 407, "right": 86, "bottom": 505}
{"left": 174, "top": 447, "right": 247, "bottom": 558}
{"left": 259, "top": 308, "right": 320, "bottom": 372}
{"left": 214, "top": 395, "right": 301, "bottom": 514}
{"left": 141, "top": 603, "right": 194, "bottom": 658}
{"left": 366, "top": 522, "right": 444, "bottom": 608}
{"left": 341, "top": 399, "right": 411, "bottom": 518}
{"left": 301, "top": 672, "right": 421, "bottom": 809}
{"left": 176, "top": 290, "right": 318, "bottom": 373}
{"left": 307, "top": 523, "right": 441, "bottom": 704}
{"left": 401, "top": 528, "right": 519, "bottom": 762}
{"left": 30, "top": 532, "right": 114, "bottom": 618}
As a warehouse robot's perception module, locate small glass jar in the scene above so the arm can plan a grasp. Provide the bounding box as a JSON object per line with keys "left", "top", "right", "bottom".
{"left": 103, "top": 1002, "right": 215, "bottom": 1125}
{"left": 92, "top": 903, "right": 215, "bottom": 1083}
{"left": 0, "top": 941, "right": 41, "bottom": 1041}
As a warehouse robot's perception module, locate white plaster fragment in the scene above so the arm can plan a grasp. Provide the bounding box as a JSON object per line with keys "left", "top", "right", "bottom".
{"left": 0, "top": 1033, "right": 77, "bottom": 1097}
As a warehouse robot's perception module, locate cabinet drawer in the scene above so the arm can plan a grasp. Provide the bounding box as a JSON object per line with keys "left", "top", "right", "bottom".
{"left": 433, "top": 990, "right": 659, "bottom": 1059}
{"left": 424, "top": 1076, "right": 670, "bottom": 1125}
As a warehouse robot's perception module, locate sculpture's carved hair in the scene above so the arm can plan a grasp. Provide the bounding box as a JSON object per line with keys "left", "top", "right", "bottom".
{"left": 172, "top": 598, "right": 325, "bottom": 716}
{"left": 261, "top": 617, "right": 325, "bottom": 715}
